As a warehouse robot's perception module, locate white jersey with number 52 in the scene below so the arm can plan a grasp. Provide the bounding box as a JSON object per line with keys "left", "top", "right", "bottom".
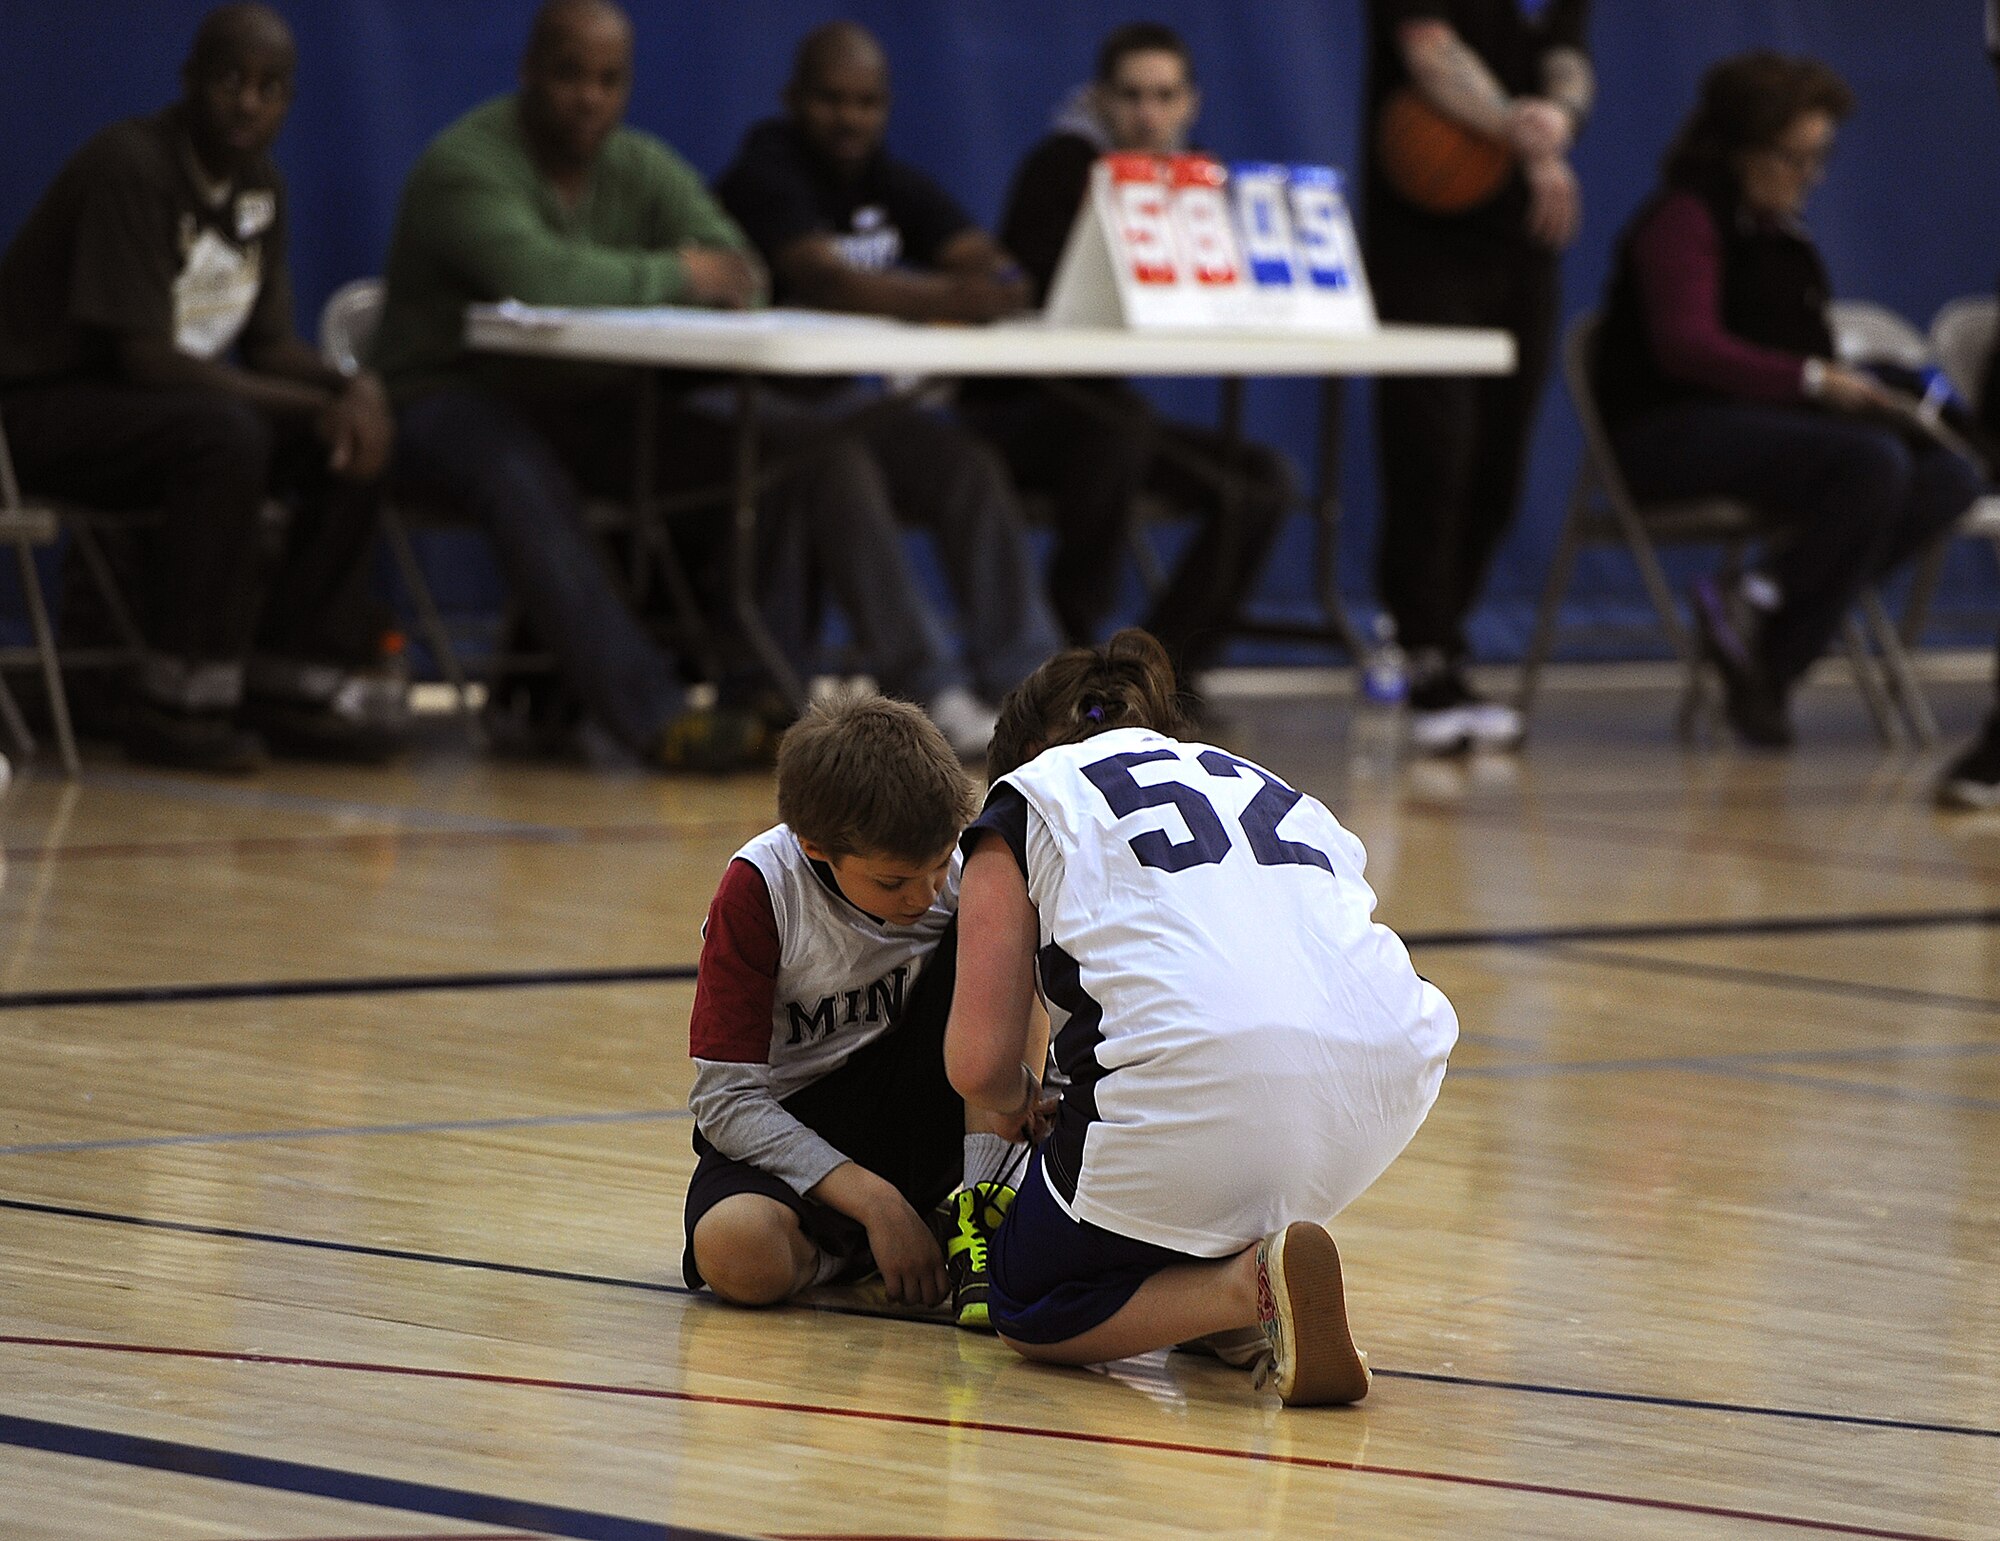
{"left": 993, "top": 727, "right": 1456, "bottom": 1256}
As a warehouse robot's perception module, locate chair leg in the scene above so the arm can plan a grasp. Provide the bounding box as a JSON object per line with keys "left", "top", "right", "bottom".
{"left": 384, "top": 510, "right": 485, "bottom": 750}
{"left": 1897, "top": 541, "right": 1946, "bottom": 650}
{"left": 1862, "top": 589, "right": 1937, "bottom": 744}
{"left": 0, "top": 667, "right": 34, "bottom": 761}
{"left": 68, "top": 522, "right": 148, "bottom": 653}
{"left": 1515, "top": 494, "right": 1586, "bottom": 717}
{"left": 647, "top": 517, "right": 726, "bottom": 687}
{"left": 1127, "top": 517, "right": 1169, "bottom": 602}
{"left": 13, "top": 536, "right": 78, "bottom": 776}
{"left": 1840, "top": 614, "right": 1905, "bottom": 749}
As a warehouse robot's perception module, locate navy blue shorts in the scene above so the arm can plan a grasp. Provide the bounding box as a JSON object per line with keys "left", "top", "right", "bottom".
{"left": 987, "top": 1149, "right": 1202, "bottom": 1345}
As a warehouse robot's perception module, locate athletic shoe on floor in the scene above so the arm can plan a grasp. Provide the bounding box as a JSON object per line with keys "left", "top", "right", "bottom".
{"left": 937, "top": 1180, "right": 1014, "bottom": 1332}
{"left": 927, "top": 685, "right": 999, "bottom": 762}
{"left": 242, "top": 673, "right": 411, "bottom": 763}
{"left": 653, "top": 705, "right": 768, "bottom": 774}
{"left": 1251, "top": 1221, "right": 1371, "bottom": 1407}
{"left": 1407, "top": 669, "right": 1524, "bottom": 756}
{"left": 1691, "top": 574, "right": 1792, "bottom": 749}
{"left": 122, "top": 701, "right": 267, "bottom": 775}
{"left": 1938, "top": 716, "right": 2000, "bottom": 809}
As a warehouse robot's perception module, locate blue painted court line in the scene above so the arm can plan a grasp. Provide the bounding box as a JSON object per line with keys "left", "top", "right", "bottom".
{"left": 0, "top": 1107, "right": 691, "bottom": 1157}
{"left": 8, "top": 1198, "right": 1996, "bottom": 1443}
{"left": 84, "top": 769, "right": 572, "bottom": 837}
{"left": 0, "top": 964, "right": 699, "bottom": 1011}
{"left": 14, "top": 1037, "right": 1986, "bottom": 1159}
{"left": 9, "top": 904, "right": 2000, "bottom": 1014}
{"left": 1547, "top": 944, "right": 2000, "bottom": 1016}
{"left": 1454, "top": 1052, "right": 2000, "bottom": 1111}
{"left": 1456, "top": 1040, "right": 2000, "bottom": 1077}
{"left": 1683, "top": 1066, "right": 2000, "bottom": 1113}
{"left": 1403, "top": 906, "right": 2000, "bottom": 950}
{"left": 0, "top": 1413, "right": 738, "bottom": 1541}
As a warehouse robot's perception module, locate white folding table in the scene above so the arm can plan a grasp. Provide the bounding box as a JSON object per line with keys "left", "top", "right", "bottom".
{"left": 466, "top": 304, "right": 1515, "bottom": 704}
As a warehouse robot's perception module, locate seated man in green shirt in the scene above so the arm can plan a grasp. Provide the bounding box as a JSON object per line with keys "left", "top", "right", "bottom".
{"left": 372, "top": 0, "right": 771, "bottom": 768}
{"left": 373, "top": 0, "right": 1015, "bottom": 765}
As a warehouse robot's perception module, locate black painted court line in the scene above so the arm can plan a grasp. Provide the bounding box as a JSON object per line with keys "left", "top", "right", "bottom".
{"left": 0, "top": 1413, "right": 737, "bottom": 1541}
{"left": 6, "top": 1200, "right": 1994, "bottom": 1443}
{"left": 1, "top": 816, "right": 760, "bottom": 865}
{"left": 1544, "top": 943, "right": 2000, "bottom": 1016}
{"left": 9, "top": 905, "right": 2000, "bottom": 1013}
{"left": 0, "top": 1341, "right": 1974, "bottom": 1541}
{"left": 0, "top": 964, "right": 699, "bottom": 1011}
{"left": 1403, "top": 906, "right": 2000, "bottom": 950}
{"left": 1375, "top": 1369, "right": 1999, "bottom": 1441}
{"left": 0, "top": 1106, "right": 692, "bottom": 1158}
{"left": 0, "top": 1197, "right": 689, "bottom": 1297}
{"left": 0, "top": 1198, "right": 921, "bottom": 1329}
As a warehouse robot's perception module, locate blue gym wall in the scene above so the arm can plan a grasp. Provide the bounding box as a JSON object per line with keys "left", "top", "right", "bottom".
{"left": 4, "top": 1, "right": 1997, "bottom": 665}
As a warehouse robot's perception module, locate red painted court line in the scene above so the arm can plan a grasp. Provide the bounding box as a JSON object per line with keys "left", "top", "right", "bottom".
{"left": 0, "top": 820, "right": 754, "bottom": 865}
{"left": 0, "top": 1335, "right": 1961, "bottom": 1541}
{"left": 1438, "top": 801, "right": 1997, "bottom": 885}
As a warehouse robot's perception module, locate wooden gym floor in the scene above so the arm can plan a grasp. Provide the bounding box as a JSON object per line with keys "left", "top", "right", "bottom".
{"left": 0, "top": 669, "right": 1995, "bottom": 1540}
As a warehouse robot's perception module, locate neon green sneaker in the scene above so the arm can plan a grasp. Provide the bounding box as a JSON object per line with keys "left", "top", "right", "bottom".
{"left": 940, "top": 1181, "right": 1014, "bottom": 1331}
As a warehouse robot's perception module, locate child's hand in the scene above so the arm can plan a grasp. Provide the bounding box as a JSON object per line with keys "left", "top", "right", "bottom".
{"left": 864, "top": 1194, "right": 948, "bottom": 1307}
{"left": 1018, "top": 1086, "right": 1060, "bottom": 1145}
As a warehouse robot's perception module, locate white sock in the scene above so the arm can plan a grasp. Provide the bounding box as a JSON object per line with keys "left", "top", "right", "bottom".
{"left": 962, "top": 1132, "right": 1015, "bottom": 1189}
{"left": 809, "top": 1247, "right": 846, "bottom": 1288}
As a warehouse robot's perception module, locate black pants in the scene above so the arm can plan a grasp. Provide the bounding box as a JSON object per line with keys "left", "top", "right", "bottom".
{"left": 1368, "top": 215, "right": 1560, "bottom": 660}
{"left": 2, "top": 379, "right": 384, "bottom": 669}
{"left": 681, "top": 921, "right": 964, "bottom": 1291}
{"left": 964, "top": 380, "right": 1292, "bottom": 676}
{"left": 1614, "top": 402, "right": 1981, "bottom": 691}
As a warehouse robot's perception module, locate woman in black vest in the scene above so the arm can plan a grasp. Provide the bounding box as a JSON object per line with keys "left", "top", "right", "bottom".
{"left": 1593, "top": 52, "right": 1981, "bottom": 748}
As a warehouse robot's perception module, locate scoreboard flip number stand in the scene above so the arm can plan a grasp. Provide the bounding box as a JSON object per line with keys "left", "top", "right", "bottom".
{"left": 1045, "top": 153, "right": 1377, "bottom": 333}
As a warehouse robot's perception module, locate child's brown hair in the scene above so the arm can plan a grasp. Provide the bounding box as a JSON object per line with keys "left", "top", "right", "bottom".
{"left": 987, "top": 628, "right": 1192, "bottom": 779}
{"left": 777, "top": 693, "right": 980, "bottom": 860}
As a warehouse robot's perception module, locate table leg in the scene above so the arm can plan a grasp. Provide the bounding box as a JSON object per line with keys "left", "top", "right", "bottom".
{"left": 730, "top": 375, "right": 807, "bottom": 711}
{"left": 1310, "top": 377, "right": 1368, "bottom": 660}
{"left": 629, "top": 369, "right": 656, "bottom": 601}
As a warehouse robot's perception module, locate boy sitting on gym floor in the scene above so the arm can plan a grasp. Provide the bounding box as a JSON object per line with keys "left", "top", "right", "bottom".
{"left": 682, "top": 694, "right": 1037, "bottom": 1325}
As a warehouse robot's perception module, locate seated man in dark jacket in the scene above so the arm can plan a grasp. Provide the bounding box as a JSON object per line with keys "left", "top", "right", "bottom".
{"left": 713, "top": 21, "right": 1066, "bottom": 755}
{"left": 966, "top": 21, "right": 1293, "bottom": 688}
{"left": 0, "top": 3, "right": 405, "bottom": 771}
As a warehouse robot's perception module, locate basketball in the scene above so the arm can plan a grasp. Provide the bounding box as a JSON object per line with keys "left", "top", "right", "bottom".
{"left": 1376, "top": 88, "right": 1515, "bottom": 214}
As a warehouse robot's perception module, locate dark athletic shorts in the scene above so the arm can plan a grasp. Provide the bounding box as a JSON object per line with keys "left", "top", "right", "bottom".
{"left": 682, "top": 921, "right": 963, "bottom": 1290}
{"left": 987, "top": 1147, "right": 1203, "bottom": 1345}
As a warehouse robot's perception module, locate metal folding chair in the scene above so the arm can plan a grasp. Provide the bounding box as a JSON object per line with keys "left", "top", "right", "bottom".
{"left": 321, "top": 279, "right": 736, "bottom": 748}
{"left": 1903, "top": 295, "right": 2000, "bottom": 650}
{"left": 0, "top": 416, "right": 76, "bottom": 775}
{"left": 1518, "top": 309, "right": 1917, "bottom": 745}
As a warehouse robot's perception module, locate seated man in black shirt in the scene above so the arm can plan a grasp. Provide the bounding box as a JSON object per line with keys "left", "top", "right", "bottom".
{"left": 714, "top": 22, "right": 1065, "bottom": 753}
{"left": 968, "top": 21, "right": 1294, "bottom": 683}
{"left": 0, "top": 4, "right": 405, "bottom": 771}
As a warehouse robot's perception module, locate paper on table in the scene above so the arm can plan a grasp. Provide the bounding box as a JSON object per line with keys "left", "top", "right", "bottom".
{"left": 486, "top": 300, "right": 900, "bottom": 332}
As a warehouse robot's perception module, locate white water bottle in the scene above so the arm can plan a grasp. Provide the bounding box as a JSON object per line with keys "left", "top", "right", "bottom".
{"left": 1350, "top": 615, "right": 1407, "bottom": 779}
{"left": 1360, "top": 615, "right": 1408, "bottom": 706}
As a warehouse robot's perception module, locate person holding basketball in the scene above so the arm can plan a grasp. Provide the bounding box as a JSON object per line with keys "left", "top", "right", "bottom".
{"left": 944, "top": 629, "right": 1457, "bottom": 1406}
{"left": 1364, "top": 0, "right": 1593, "bottom": 754}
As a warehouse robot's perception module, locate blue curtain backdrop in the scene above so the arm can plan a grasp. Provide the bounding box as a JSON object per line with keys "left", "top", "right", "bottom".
{"left": 4, "top": 1, "right": 1997, "bottom": 664}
